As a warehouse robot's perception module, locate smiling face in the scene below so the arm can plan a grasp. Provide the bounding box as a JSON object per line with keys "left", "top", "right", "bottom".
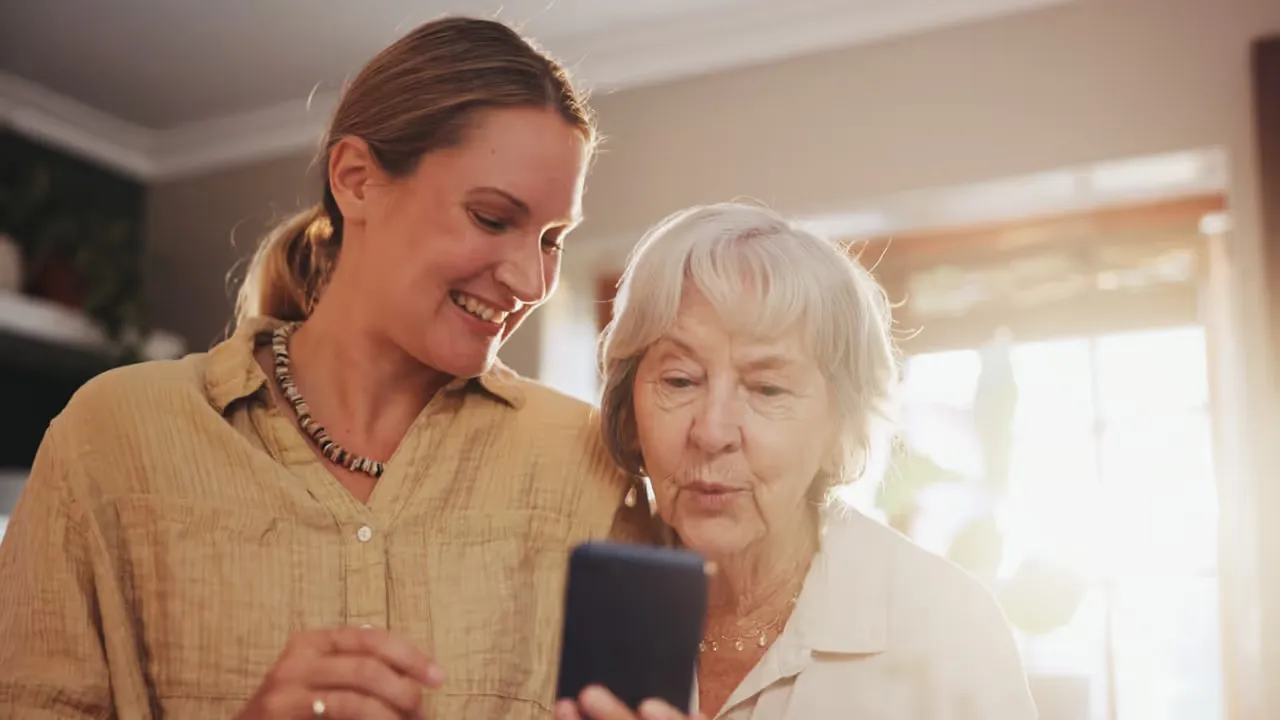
{"left": 335, "top": 106, "right": 589, "bottom": 379}
{"left": 632, "top": 288, "right": 837, "bottom": 560}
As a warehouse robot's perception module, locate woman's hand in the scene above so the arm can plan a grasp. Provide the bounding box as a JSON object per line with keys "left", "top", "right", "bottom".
{"left": 235, "top": 626, "right": 444, "bottom": 720}
{"left": 553, "top": 685, "right": 708, "bottom": 720}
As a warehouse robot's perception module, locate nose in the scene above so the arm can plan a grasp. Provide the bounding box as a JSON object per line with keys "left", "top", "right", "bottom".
{"left": 689, "top": 382, "right": 743, "bottom": 456}
{"left": 494, "top": 233, "right": 550, "bottom": 306}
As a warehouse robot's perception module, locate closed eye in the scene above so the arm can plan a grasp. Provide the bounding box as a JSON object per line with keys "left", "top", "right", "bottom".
{"left": 470, "top": 211, "right": 508, "bottom": 233}
{"left": 754, "top": 384, "right": 787, "bottom": 397}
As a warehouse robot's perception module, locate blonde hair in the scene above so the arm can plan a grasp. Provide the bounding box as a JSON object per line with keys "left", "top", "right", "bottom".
{"left": 598, "top": 203, "right": 899, "bottom": 496}
{"left": 234, "top": 17, "right": 596, "bottom": 325}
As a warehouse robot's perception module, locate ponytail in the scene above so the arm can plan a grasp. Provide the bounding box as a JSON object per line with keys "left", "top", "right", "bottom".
{"left": 233, "top": 203, "right": 325, "bottom": 325}
{"left": 234, "top": 191, "right": 342, "bottom": 327}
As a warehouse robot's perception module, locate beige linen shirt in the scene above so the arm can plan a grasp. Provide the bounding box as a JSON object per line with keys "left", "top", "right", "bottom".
{"left": 0, "top": 316, "right": 648, "bottom": 720}
{"left": 697, "top": 508, "right": 1038, "bottom": 719}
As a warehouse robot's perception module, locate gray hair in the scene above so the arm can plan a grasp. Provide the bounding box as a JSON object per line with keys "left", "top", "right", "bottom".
{"left": 598, "top": 202, "right": 899, "bottom": 499}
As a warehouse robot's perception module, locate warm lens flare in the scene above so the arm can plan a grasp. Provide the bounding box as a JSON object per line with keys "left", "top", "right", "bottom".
{"left": 873, "top": 326, "right": 1221, "bottom": 720}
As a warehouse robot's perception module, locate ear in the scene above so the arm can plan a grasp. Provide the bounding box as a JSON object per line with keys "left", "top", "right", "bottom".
{"left": 328, "top": 136, "right": 378, "bottom": 225}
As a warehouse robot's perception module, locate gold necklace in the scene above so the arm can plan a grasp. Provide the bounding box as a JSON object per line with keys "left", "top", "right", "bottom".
{"left": 270, "top": 323, "right": 386, "bottom": 478}
{"left": 699, "top": 593, "right": 799, "bottom": 653}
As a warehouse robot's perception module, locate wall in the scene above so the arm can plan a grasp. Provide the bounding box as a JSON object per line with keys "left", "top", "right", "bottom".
{"left": 146, "top": 152, "right": 316, "bottom": 349}
{"left": 574, "top": 0, "right": 1274, "bottom": 253}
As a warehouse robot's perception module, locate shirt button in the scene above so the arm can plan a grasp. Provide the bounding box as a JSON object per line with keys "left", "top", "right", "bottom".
{"left": 356, "top": 525, "right": 373, "bottom": 543}
{"left": 360, "top": 623, "right": 375, "bottom": 630}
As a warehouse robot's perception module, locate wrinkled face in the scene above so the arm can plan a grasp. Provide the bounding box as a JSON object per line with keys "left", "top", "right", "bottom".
{"left": 341, "top": 106, "right": 589, "bottom": 378}
{"left": 632, "top": 289, "right": 836, "bottom": 560}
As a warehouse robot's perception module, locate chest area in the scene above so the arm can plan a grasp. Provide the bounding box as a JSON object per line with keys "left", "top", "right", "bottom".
{"left": 327, "top": 464, "right": 378, "bottom": 503}
{"left": 713, "top": 649, "right": 958, "bottom": 719}
{"left": 699, "top": 651, "right": 764, "bottom": 717}
{"left": 112, "top": 496, "right": 600, "bottom": 701}
{"left": 105, "top": 444, "right": 617, "bottom": 706}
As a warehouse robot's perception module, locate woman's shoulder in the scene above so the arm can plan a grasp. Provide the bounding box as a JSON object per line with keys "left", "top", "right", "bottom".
{"left": 53, "top": 352, "right": 223, "bottom": 449}
{"left": 479, "top": 362, "right": 617, "bottom": 450}
{"left": 822, "top": 506, "right": 1008, "bottom": 628}
{"left": 64, "top": 354, "right": 209, "bottom": 415}
{"left": 513, "top": 375, "right": 596, "bottom": 419}
{"left": 30, "top": 353, "right": 236, "bottom": 499}
{"left": 502, "top": 374, "right": 619, "bottom": 467}
{"left": 484, "top": 362, "right": 600, "bottom": 428}
{"left": 476, "top": 368, "right": 631, "bottom": 523}
{"left": 811, "top": 511, "right": 1036, "bottom": 715}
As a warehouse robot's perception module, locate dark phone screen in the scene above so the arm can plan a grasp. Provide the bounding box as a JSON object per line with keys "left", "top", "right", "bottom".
{"left": 556, "top": 542, "right": 708, "bottom": 712}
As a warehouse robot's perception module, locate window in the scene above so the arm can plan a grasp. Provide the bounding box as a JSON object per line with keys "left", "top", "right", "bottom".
{"left": 897, "top": 326, "right": 1221, "bottom": 720}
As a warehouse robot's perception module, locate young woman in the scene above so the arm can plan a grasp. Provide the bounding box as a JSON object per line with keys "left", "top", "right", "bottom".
{"left": 0, "top": 17, "right": 651, "bottom": 720}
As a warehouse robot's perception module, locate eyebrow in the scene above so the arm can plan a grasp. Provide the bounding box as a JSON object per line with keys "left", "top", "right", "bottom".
{"left": 656, "top": 336, "right": 698, "bottom": 359}
{"left": 740, "top": 355, "right": 795, "bottom": 372}
{"left": 658, "top": 335, "right": 795, "bottom": 372}
{"left": 471, "top": 186, "right": 583, "bottom": 226}
{"left": 472, "top": 187, "right": 529, "bottom": 216}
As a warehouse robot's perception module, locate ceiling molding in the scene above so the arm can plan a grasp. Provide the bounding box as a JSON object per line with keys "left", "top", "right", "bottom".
{"left": 559, "top": 0, "right": 1068, "bottom": 92}
{"left": 0, "top": 71, "right": 155, "bottom": 178}
{"left": 148, "top": 93, "right": 334, "bottom": 180}
{"left": 0, "top": 70, "right": 334, "bottom": 182}
{"left": 0, "top": 0, "right": 1069, "bottom": 183}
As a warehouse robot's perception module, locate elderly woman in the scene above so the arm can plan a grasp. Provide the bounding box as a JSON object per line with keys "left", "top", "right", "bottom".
{"left": 558, "top": 203, "right": 1037, "bottom": 720}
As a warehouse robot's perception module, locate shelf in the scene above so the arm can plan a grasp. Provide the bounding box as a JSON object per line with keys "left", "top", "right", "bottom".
{"left": 0, "top": 293, "right": 189, "bottom": 469}
{"left": 0, "top": 291, "right": 184, "bottom": 375}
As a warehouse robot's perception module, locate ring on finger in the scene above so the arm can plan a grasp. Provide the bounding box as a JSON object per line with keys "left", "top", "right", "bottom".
{"left": 312, "top": 697, "right": 327, "bottom": 717}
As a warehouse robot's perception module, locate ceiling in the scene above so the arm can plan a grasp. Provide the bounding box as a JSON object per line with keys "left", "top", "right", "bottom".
{"left": 0, "top": 0, "right": 1069, "bottom": 180}
{"left": 2, "top": 0, "right": 740, "bottom": 128}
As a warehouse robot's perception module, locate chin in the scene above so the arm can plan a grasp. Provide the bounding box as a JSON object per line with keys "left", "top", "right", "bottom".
{"left": 674, "top": 516, "right": 754, "bottom": 560}
{"left": 436, "top": 348, "right": 500, "bottom": 378}
{"left": 411, "top": 336, "right": 501, "bottom": 379}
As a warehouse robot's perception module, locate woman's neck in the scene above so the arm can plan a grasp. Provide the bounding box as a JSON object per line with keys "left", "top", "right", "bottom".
{"left": 285, "top": 285, "right": 450, "bottom": 444}
{"left": 704, "top": 509, "right": 820, "bottom": 624}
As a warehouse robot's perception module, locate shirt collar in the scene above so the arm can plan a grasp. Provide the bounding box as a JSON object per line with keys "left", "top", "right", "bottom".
{"left": 203, "top": 316, "right": 276, "bottom": 413}
{"left": 462, "top": 360, "right": 526, "bottom": 409}
{"left": 203, "top": 316, "right": 526, "bottom": 413}
{"left": 792, "top": 506, "right": 891, "bottom": 655}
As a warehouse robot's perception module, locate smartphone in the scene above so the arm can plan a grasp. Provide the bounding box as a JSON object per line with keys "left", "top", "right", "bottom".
{"left": 555, "top": 541, "right": 708, "bottom": 712}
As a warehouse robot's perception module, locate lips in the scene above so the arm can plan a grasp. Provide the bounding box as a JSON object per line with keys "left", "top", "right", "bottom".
{"left": 681, "top": 481, "right": 747, "bottom": 512}
{"left": 685, "top": 481, "right": 744, "bottom": 495}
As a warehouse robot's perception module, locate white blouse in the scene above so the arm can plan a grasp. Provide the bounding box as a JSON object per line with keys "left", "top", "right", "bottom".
{"left": 692, "top": 508, "right": 1038, "bottom": 719}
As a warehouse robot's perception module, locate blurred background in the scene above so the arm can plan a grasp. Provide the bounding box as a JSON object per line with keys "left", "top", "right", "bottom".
{"left": 2, "top": 1, "right": 1279, "bottom": 718}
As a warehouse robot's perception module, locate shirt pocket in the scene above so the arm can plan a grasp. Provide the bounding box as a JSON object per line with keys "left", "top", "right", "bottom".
{"left": 395, "top": 509, "right": 589, "bottom": 707}
{"left": 112, "top": 495, "right": 341, "bottom": 700}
